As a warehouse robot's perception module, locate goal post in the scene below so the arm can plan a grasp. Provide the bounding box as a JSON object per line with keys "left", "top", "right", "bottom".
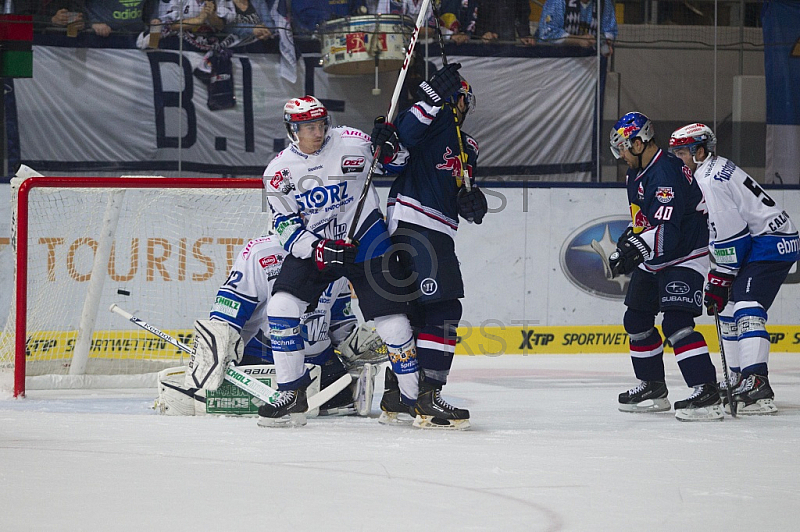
{"left": 2, "top": 176, "right": 267, "bottom": 397}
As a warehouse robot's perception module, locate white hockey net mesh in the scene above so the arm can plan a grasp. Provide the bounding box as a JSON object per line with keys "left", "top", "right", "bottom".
{"left": 0, "top": 177, "right": 269, "bottom": 391}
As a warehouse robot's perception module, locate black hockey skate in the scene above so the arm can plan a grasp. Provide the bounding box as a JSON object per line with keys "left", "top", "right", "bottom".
{"left": 674, "top": 383, "right": 724, "bottom": 421}
{"left": 718, "top": 371, "right": 742, "bottom": 404}
{"left": 257, "top": 387, "right": 308, "bottom": 428}
{"left": 378, "top": 367, "right": 415, "bottom": 425}
{"left": 413, "top": 377, "right": 470, "bottom": 430}
{"left": 731, "top": 374, "right": 777, "bottom": 415}
{"left": 618, "top": 381, "right": 670, "bottom": 413}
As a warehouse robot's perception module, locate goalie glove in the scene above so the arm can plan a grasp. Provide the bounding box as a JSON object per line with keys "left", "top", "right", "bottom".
{"left": 704, "top": 270, "right": 735, "bottom": 315}
{"left": 314, "top": 239, "right": 358, "bottom": 271}
{"left": 417, "top": 62, "right": 462, "bottom": 107}
{"left": 370, "top": 116, "right": 400, "bottom": 165}
{"left": 457, "top": 186, "right": 488, "bottom": 224}
{"left": 608, "top": 232, "right": 651, "bottom": 278}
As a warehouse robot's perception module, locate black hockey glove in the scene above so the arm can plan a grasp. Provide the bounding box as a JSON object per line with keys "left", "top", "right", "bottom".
{"left": 370, "top": 116, "right": 400, "bottom": 165}
{"left": 457, "top": 186, "right": 488, "bottom": 224}
{"left": 617, "top": 225, "right": 635, "bottom": 246}
{"left": 417, "top": 62, "right": 462, "bottom": 107}
{"left": 704, "top": 270, "right": 734, "bottom": 315}
{"left": 314, "top": 239, "right": 358, "bottom": 271}
{"left": 608, "top": 232, "right": 651, "bottom": 278}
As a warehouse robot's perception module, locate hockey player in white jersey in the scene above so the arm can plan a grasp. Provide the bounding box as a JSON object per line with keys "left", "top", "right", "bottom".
{"left": 160, "top": 234, "right": 385, "bottom": 417}
{"left": 259, "top": 95, "right": 424, "bottom": 427}
{"left": 670, "top": 124, "right": 800, "bottom": 414}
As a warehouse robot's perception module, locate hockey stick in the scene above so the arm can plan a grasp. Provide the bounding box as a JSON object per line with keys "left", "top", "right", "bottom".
{"left": 713, "top": 305, "right": 737, "bottom": 418}
{"left": 430, "top": 0, "right": 472, "bottom": 192}
{"left": 346, "top": 0, "right": 432, "bottom": 243}
{"left": 109, "top": 304, "right": 350, "bottom": 411}
{"left": 590, "top": 239, "right": 614, "bottom": 279}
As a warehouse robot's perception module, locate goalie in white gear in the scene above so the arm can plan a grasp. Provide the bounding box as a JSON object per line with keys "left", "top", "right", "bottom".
{"left": 157, "top": 234, "right": 384, "bottom": 417}
{"left": 669, "top": 123, "right": 800, "bottom": 415}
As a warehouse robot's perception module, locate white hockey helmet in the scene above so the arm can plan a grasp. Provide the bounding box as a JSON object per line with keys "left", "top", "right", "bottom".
{"left": 283, "top": 95, "right": 331, "bottom": 143}
{"left": 668, "top": 123, "right": 717, "bottom": 157}
{"left": 609, "top": 112, "right": 654, "bottom": 159}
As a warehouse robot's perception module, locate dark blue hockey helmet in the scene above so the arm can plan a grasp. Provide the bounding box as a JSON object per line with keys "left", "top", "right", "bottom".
{"left": 449, "top": 76, "right": 475, "bottom": 116}
{"left": 610, "top": 112, "right": 654, "bottom": 159}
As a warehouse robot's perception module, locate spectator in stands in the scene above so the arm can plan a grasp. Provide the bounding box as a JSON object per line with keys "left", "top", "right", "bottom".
{"left": 473, "top": 0, "right": 534, "bottom": 45}
{"left": 536, "top": 0, "right": 618, "bottom": 56}
{"left": 17, "top": 0, "right": 86, "bottom": 33}
{"left": 290, "top": 0, "right": 366, "bottom": 37}
{"left": 85, "top": 0, "right": 152, "bottom": 37}
{"left": 366, "top": 0, "right": 474, "bottom": 44}
{"left": 436, "top": 0, "right": 476, "bottom": 44}
{"left": 225, "top": 0, "right": 275, "bottom": 46}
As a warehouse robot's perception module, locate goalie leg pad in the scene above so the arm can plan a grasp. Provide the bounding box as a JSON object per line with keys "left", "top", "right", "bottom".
{"left": 156, "top": 366, "right": 205, "bottom": 416}
{"left": 186, "top": 319, "right": 243, "bottom": 391}
{"left": 353, "top": 363, "right": 378, "bottom": 417}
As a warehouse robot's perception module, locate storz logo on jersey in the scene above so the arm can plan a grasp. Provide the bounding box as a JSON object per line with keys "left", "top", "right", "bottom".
{"left": 560, "top": 216, "right": 633, "bottom": 300}
{"left": 269, "top": 168, "right": 294, "bottom": 194}
{"left": 341, "top": 156, "right": 366, "bottom": 173}
{"left": 655, "top": 187, "right": 674, "bottom": 203}
{"left": 296, "top": 182, "right": 350, "bottom": 211}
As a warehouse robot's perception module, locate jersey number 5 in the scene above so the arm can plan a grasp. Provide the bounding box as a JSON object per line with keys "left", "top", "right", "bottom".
{"left": 743, "top": 176, "right": 776, "bottom": 207}
{"left": 654, "top": 205, "right": 673, "bottom": 221}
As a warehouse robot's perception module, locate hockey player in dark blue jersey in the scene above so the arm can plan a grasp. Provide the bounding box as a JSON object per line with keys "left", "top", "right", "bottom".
{"left": 608, "top": 111, "right": 722, "bottom": 421}
{"left": 370, "top": 62, "right": 487, "bottom": 430}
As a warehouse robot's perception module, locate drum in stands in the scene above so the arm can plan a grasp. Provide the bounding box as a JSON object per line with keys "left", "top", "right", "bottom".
{"left": 320, "top": 15, "right": 416, "bottom": 75}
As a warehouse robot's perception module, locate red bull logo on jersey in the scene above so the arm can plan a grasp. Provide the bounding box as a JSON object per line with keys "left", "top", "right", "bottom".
{"left": 436, "top": 147, "right": 472, "bottom": 179}
{"left": 655, "top": 187, "right": 674, "bottom": 203}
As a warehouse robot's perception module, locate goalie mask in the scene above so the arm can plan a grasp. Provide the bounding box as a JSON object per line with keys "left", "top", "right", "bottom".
{"left": 668, "top": 123, "right": 716, "bottom": 163}
{"left": 283, "top": 96, "right": 331, "bottom": 143}
{"left": 610, "top": 112, "right": 654, "bottom": 159}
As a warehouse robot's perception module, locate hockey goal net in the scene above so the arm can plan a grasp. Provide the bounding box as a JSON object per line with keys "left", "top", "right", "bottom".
{"left": 1, "top": 176, "right": 267, "bottom": 397}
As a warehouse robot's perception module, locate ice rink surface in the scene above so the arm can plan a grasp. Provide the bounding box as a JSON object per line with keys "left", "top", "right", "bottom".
{"left": 2, "top": 353, "right": 800, "bottom": 531}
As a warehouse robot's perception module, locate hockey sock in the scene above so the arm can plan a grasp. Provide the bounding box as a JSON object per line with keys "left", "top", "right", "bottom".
{"left": 375, "top": 314, "right": 419, "bottom": 403}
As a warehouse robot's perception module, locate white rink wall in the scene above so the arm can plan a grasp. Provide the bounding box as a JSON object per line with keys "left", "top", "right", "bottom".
{"left": 1, "top": 182, "right": 798, "bottom": 330}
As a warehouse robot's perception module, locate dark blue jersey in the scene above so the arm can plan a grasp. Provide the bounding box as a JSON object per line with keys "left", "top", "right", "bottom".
{"left": 387, "top": 101, "right": 479, "bottom": 238}
{"left": 625, "top": 149, "right": 709, "bottom": 271}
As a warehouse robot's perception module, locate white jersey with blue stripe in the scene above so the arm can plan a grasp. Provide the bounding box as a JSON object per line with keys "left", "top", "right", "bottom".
{"left": 694, "top": 155, "right": 799, "bottom": 274}
{"left": 210, "top": 235, "right": 356, "bottom": 362}
{"left": 263, "top": 126, "right": 407, "bottom": 263}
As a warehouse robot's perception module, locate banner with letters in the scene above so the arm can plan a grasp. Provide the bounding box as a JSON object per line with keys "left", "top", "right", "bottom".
{"left": 12, "top": 44, "right": 596, "bottom": 180}
{"left": 763, "top": 0, "right": 800, "bottom": 184}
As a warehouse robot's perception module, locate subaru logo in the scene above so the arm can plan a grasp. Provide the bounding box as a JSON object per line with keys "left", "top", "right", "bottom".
{"left": 666, "top": 281, "right": 690, "bottom": 295}
{"left": 559, "top": 216, "right": 632, "bottom": 300}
